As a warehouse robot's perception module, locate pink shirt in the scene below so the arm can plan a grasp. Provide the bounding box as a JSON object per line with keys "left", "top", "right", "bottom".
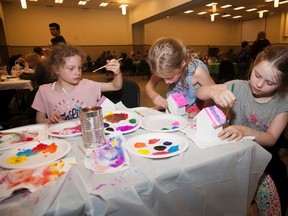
{"left": 32, "top": 79, "right": 102, "bottom": 120}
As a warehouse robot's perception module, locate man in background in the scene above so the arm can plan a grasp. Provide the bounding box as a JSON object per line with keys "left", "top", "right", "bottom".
{"left": 49, "top": 23, "right": 66, "bottom": 46}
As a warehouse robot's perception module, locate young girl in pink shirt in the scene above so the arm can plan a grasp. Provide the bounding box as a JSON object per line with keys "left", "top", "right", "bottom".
{"left": 32, "top": 44, "right": 122, "bottom": 124}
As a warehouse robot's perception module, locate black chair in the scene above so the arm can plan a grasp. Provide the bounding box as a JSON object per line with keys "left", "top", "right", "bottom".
{"left": 217, "top": 60, "right": 235, "bottom": 84}
{"left": 26, "top": 88, "right": 39, "bottom": 124}
{"left": 102, "top": 78, "right": 140, "bottom": 108}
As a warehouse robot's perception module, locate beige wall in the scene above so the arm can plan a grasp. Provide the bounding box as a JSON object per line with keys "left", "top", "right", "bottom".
{"left": 1, "top": 1, "right": 287, "bottom": 63}
{"left": 2, "top": 3, "right": 131, "bottom": 46}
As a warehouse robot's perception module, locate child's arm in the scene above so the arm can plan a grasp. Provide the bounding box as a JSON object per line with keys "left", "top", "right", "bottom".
{"left": 145, "top": 74, "right": 168, "bottom": 108}
{"left": 218, "top": 112, "right": 288, "bottom": 147}
{"left": 196, "top": 84, "right": 237, "bottom": 108}
{"left": 101, "top": 59, "right": 123, "bottom": 92}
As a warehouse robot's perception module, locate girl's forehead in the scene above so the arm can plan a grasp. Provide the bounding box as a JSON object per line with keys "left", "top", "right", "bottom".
{"left": 254, "top": 60, "right": 281, "bottom": 82}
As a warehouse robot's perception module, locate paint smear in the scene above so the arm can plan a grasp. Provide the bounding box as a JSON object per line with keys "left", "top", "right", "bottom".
{"left": 104, "top": 112, "right": 128, "bottom": 123}
{"left": 137, "top": 149, "right": 150, "bottom": 155}
{"left": 7, "top": 142, "right": 58, "bottom": 165}
{"left": 116, "top": 125, "right": 137, "bottom": 132}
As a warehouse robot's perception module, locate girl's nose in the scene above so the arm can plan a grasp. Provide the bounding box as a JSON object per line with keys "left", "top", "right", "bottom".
{"left": 256, "top": 80, "right": 264, "bottom": 88}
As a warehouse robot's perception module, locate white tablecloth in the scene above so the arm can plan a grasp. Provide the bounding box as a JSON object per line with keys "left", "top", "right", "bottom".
{"left": 0, "top": 78, "right": 33, "bottom": 91}
{"left": 0, "top": 126, "right": 271, "bottom": 216}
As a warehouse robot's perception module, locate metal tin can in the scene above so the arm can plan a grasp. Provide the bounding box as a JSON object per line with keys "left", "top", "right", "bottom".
{"left": 80, "top": 106, "right": 105, "bottom": 148}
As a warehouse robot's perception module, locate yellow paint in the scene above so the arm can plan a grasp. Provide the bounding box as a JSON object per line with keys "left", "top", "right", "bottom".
{"left": 137, "top": 149, "right": 150, "bottom": 155}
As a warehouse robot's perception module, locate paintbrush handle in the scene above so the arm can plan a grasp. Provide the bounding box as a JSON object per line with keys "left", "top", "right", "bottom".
{"left": 92, "top": 58, "right": 123, "bottom": 73}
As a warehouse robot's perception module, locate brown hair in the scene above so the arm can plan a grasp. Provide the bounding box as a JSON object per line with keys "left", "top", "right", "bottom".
{"left": 25, "top": 52, "right": 41, "bottom": 68}
{"left": 44, "top": 43, "right": 86, "bottom": 78}
{"left": 253, "top": 45, "right": 288, "bottom": 93}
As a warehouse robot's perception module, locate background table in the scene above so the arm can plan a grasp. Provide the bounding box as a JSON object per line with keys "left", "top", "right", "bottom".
{"left": 0, "top": 125, "right": 271, "bottom": 216}
{"left": 0, "top": 78, "right": 33, "bottom": 91}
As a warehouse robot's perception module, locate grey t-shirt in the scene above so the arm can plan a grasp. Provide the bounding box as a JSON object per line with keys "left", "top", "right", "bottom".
{"left": 226, "top": 80, "right": 288, "bottom": 132}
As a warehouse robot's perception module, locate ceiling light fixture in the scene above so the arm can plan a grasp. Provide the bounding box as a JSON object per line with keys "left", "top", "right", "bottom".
{"left": 184, "top": 10, "right": 194, "bottom": 14}
{"left": 234, "top": 6, "right": 245, "bottom": 10}
{"left": 20, "top": 0, "right": 27, "bottom": 9}
{"left": 100, "top": 2, "right": 108, "bottom": 7}
{"left": 55, "top": 0, "right": 64, "bottom": 3}
{"left": 221, "top": 14, "right": 231, "bottom": 17}
{"left": 246, "top": 8, "right": 257, "bottom": 12}
{"left": 78, "top": 1, "right": 87, "bottom": 5}
{"left": 274, "top": 0, "right": 279, "bottom": 7}
{"left": 120, "top": 4, "right": 128, "bottom": 15}
{"left": 210, "top": 14, "right": 215, "bottom": 22}
{"left": 221, "top": 5, "right": 232, "bottom": 9}
{"left": 258, "top": 10, "right": 269, "bottom": 18}
{"left": 197, "top": 11, "right": 207, "bottom": 15}
{"left": 206, "top": 2, "right": 217, "bottom": 13}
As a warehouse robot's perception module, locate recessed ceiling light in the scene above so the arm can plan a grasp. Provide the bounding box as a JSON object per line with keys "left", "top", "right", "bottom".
{"left": 246, "top": 8, "right": 257, "bottom": 12}
{"left": 78, "top": 1, "right": 87, "bottom": 5}
{"left": 233, "top": 6, "right": 245, "bottom": 10}
{"left": 222, "top": 14, "right": 231, "bottom": 17}
{"left": 206, "top": 2, "right": 217, "bottom": 7}
{"left": 197, "top": 11, "right": 207, "bottom": 15}
{"left": 55, "top": 0, "right": 64, "bottom": 4}
{"left": 232, "top": 15, "right": 242, "bottom": 18}
{"left": 184, "top": 10, "right": 194, "bottom": 14}
{"left": 100, "top": 2, "right": 108, "bottom": 7}
{"left": 221, "top": 5, "right": 232, "bottom": 9}
{"left": 280, "top": 0, "right": 288, "bottom": 4}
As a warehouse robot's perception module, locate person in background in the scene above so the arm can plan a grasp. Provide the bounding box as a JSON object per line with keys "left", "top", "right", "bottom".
{"left": 32, "top": 44, "right": 122, "bottom": 124}
{"left": 251, "top": 31, "right": 270, "bottom": 61}
{"left": 33, "top": 46, "right": 46, "bottom": 61}
{"left": 6, "top": 54, "right": 25, "bottom": 75}
{"left": 237, "top": 41, "right": 251, "bottom": 79}
{"left": 196, "top": 45, "right": 288, "bottom": 215}
{"left": 17, "top": 52, "right": 55, "bottom": 88}
{"left": 49, "top": 22, "right": 66, "bottom": 46}
{"left": 145, "top": 37, "right": 215, "bottom": 118}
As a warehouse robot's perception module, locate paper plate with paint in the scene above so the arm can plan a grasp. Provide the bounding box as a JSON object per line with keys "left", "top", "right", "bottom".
{"left": 0, "top": 139, "right": 71, "bottom": 169}
{"left": 103, "top": 110, "right": 142, "bottom": 134}
{"left": 48, "top": 120, "right": 82, "bottom": 138}
{"left": 125, "top": 133, "right": 189, "bottom": 158}
{"left": 0, "top": 124, "right": 48, "bottom": 151}
{"left": 141, "top": 113, "right": 188, "bottom": 132}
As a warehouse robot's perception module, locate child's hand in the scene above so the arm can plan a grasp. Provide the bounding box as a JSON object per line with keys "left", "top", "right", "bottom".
{"left": 105, "top": 59, "right": 121, "bottom": 76}
{"left": 153, "top": 94, "right": 168, "bottom": 108}
{"left": 217, "top": 125, "right": 246, "bottom": 142}
{"left": 48, "top": 112, "right": 62, "bottom": 124}
{"left": 213, "top": 90, "right": 236, "bottom": 108}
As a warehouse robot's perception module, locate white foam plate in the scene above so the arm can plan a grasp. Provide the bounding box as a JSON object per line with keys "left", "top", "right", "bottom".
{"left": 0, "top": 139, "right": 71, "bottom": 169}
{"left": 0, "top": 124, "right": 48, "bottom": 151}
{"left": 48, "top": 120, "right": 82, "bottom": 138}
{"left": 103, "top": 110, "right": 142, "bottom": 134}
{"left": 141, "top": 113, "right": 188, "bottom": 132}
{"left": 125, "top": 133, "right": 189, "bottom": 158}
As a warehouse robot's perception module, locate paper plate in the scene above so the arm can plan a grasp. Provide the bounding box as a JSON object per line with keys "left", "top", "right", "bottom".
{"left": 0, "top": 139, "right": 71, "bottom": 169}
{"left": 103, "top": 110, "right": 142, "bottom": 134}
{"left": 125, "top": 133, "right": 189, "bottom": 158}
{"left": 48, "top": 120, "right": 82, "bottom": 138}
{"left": 141, "top": 113, "right": 188, "bottom": 132}
{"left": 0, "top": 124, "right": 48, "bottom": 151}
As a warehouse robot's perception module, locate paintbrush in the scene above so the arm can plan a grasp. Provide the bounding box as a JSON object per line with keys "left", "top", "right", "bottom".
{"left": 225, "top": 83, "right": 235, "bottom": 123}
{"left": 92, "top": 58, "right": 123, "bottom": 73}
